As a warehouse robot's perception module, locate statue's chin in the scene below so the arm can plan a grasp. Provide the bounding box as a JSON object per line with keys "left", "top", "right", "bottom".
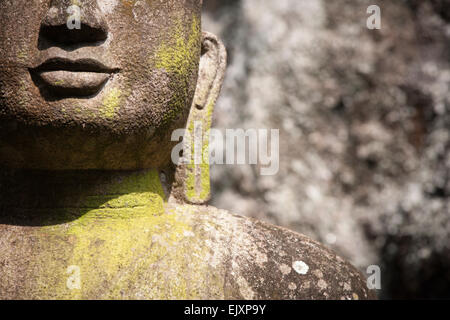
{"left": 0, "top": 118, "right": 176, "bottom": 170}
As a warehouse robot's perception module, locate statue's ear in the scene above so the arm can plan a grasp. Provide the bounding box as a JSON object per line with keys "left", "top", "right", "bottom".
{"left": 172, "top": 32, "right": 227, "bottom": 205}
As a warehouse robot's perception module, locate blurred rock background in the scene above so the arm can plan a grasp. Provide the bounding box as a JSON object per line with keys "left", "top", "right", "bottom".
{"left": 202, "top": 0, "right": 450, "bottom": 299}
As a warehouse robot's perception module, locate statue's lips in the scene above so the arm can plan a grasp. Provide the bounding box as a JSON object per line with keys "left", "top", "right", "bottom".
{"left": 30, "top": 58, "right": 119, "bottom": 96}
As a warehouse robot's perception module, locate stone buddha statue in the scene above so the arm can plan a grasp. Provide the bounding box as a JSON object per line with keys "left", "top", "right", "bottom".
{"left": 0, "top": 0, "right": 375, "bottom": 299}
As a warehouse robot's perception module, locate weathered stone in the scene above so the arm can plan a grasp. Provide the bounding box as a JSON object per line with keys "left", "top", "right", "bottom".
{"left": 0, "top": 1, "right": 375, "bottom": 300}
{"left": 0, "top": 170, "right": 374, "bottom": 300}
{"left": 0, "top": 0, "right": 202, "bottom": 170}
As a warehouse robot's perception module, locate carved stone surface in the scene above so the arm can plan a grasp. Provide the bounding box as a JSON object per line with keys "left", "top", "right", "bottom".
{"left": 0, "top": 0, "right": 202, "bottom": 170}
{"left": 0, "top": 1, "right": 375, "bottom": 299}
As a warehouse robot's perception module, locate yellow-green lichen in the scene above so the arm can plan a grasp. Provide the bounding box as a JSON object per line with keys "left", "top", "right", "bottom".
{"left": 184, "top": 99, "right": 215, "bottom": 203}
{"left": 153, "top": 16, "right": 201, "bottom": 127}
{"left": 30, "top": 170, "right": 214, "bottom": 299}
{"left": 199, "top": 101, "right": 216, "bottom": 200}
{"left": 185, "top": 117, "right": 197, "bottom": 200}
{"left": 16, "top": 80, "right": 31, "bottom": 108}
{"left": 4, "top": 168, "right": 228, "bottom": 299}
{"left": 17, "top": 49, "right": 28, "bottom": 63}
{"left": 99, "top": 88, "right": 121, "bottom": 119}
{"left": 154, "top": 16, "right": 200, "bottom": 76}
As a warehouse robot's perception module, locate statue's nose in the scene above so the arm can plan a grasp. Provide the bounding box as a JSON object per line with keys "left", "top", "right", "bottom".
{"left": 40, "top": 0, "right": 108, "bottom": 46}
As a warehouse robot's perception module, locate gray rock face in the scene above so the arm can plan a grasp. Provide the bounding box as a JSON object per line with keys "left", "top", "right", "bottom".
{"left": 204, "top": 0, "right": 450, "bottom": 299}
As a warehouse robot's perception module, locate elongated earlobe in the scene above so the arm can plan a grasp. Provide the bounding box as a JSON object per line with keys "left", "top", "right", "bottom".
{"left": 172, "top": 32, "right": 227, "bottom": 205}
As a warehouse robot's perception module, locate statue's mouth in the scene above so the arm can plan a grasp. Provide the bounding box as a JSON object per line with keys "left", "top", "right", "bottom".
{"left": 29, "top": 58, "right": 119, "bottom": 97}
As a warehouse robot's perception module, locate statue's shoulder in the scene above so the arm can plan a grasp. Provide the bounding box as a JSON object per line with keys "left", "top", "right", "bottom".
{"left": 169, "top": 204, "right": 376, "bottom": 300}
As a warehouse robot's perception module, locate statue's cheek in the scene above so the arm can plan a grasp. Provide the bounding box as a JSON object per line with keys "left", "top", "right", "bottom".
{"left": 0, "top": 1, "right": 46, "bottom": 65}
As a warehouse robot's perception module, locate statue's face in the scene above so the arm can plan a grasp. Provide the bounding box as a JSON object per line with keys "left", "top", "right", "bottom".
{"left": 0, "top": 0, "right": 202, "bottom": 169}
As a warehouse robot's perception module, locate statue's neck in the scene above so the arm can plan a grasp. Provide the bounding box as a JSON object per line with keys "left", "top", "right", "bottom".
{"left": 0, "top": 169, "right": 171, "bottom": 226}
